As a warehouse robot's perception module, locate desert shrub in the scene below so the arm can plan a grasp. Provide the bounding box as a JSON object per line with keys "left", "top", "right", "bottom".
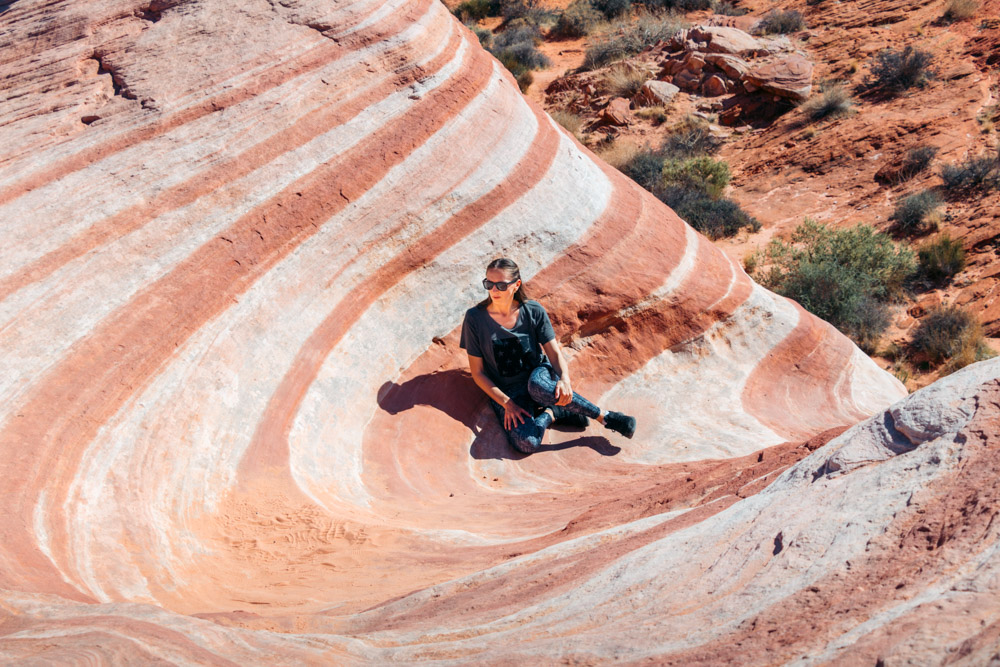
{"left": 638, "top": 0, "right": 712, "bottom": 9}
{"left": 943, "top": 0, "right": 979, "bottom": 22}
{"left": 583, "top": 13, "right": 686, "bottom": 69}
{"left": 940, "top": 152, "right": 1000, "bottom": 193}
{"left": 489, "top": 25, "right": 550, "bottom": 78}
{"left": 500, "top": 0, "right": 541, "bottom": 20}
{"left": 620, "top": 149, "right": 667, "bottom": 191}
{"left": 662, "top": 156, "right": 730, "bottom": 197}
{"left": 549, "top": 109, "right": 584, "bottom": 140}
{"left": 661, "top": 114, "right": 716, "bottom": 158}
{"left": 891, "top": 190, "right": 942, "bottom": 233}
{"left": 454, "top": 0, "right": 501, "bottom": 21}
{"left": 515, "top": 70, "right": 534, "bottom": 92}
{"left": 918, "top": 234, "right": 966, "bottom": 283}
{"left": 601, "top": 64, "right": 652, "bottom": 98}
{"left": 635, "top": 105, "right": 669, "bottom": 123}
{"left": 712, "top": 1, "right": 747, "bottom": 16}
{"left": 911, "top": 305, "right": 993, "bottom": 369}
{"left": 868, "top": 46, "right": 935, "bottom": 93}
{"left": 754, "top": 220, "right": 916, "bottom": 351}
{"left": 553, "top": 0, "right": 602, "bottom": 37}
{"left": 755, "top": 9, "right": 805, "bottom": 34}
{"left": 896, "top": 145, "right": 938, "bottom": 182}
{"left": 659, "top": 187, "right": 760, "bottom": 239}
{"left": 800, "top": 82, "right": 852, "bottom": 122}
{"left": 593, "top": 0, "right": 631, "bottom": 18}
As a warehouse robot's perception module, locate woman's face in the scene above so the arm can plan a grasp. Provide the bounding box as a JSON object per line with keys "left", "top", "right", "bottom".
{"left": 485, "top": 268, "right": 520, "bottom": 306}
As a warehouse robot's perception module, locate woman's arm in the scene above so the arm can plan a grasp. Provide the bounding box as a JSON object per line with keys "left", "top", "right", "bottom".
{"left": 541, "top": 338, "right": 573, "bottom": 407}
{"left": 468, "top": 353, "right": 531, "bottom": 429}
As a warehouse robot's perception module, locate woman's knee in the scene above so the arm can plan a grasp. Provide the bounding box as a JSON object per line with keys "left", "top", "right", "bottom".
{"left": 527, "top": 367, "right": 557, "bottom": 404}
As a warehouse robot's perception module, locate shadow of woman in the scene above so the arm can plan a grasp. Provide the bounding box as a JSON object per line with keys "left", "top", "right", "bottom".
{"left": 377, "top": 369, "right": 620, "bottom": 461}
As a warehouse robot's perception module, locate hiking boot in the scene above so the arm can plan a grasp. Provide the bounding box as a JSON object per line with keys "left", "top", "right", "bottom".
{"left": 603, "top": 411, "right": 636, "bottom": 439}
{"left": 552, "top": 406, "right": 589, "bottom": 429}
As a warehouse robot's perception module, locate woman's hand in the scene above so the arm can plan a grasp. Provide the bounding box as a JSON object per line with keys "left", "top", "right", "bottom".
{"left": 554, "top": 377, "right": 573, "bottom": 406}
{"left": 503, "top": 399, "right": 531, "bottom": 430}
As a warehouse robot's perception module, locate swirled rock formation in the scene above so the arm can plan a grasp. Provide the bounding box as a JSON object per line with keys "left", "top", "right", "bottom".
{"left": 3, "top": 0, "right": 997, "bottom": 663}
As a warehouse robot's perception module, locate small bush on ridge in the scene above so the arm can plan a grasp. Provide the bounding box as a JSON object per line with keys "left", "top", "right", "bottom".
{"left": 755, "top": 9, "right": 805, "bottom": 34}
{"left": 896, "top": 145, "right": 938, "bottom": 182}
{"left": 489, "top": 24, "right": 550, "bottom": 82}
{"left": 553, "top": 0, "right": 602, "bottom": 37}
{"left": 943, "top": 0, "right": 979, "bottom": 22}
{"left": 868, "top": 46, "right": 935, "bottom": 93}
{"left": 891, "top": 190, "right": 942, "bottom": 233}
{"left": 593, "top": 0, "right": 631, "bottom": 18}
{"left": 661, "top": 114, "right": 717, "bottom": 159}
{"left": 601, "top": 64, "right": 652, "bottom": 98}
{"left": 712, "top": 1, "right": 747, "bottom": 16}
{"left": 940, "top": 152, "right": 1000, "bottom": 193}
{"left": 912, "top": 305, "right": 993, "bottom": 369}
{"left": 918, "top": 234, "right": 966, "bottom": 283}
{"left": 583, "top": 13, "right": 686, "bottom": 70}
{"left": 800, "top": 82, "right": 852, "bottom": 122}
{"left": 454, "top": 0, "right": 501, "bottom": 21}
{"left": 620, "top": 149, "right": 666, "bottom": 191}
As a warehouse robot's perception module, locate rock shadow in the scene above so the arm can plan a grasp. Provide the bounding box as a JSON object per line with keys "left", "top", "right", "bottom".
{"left": 377, "top": 369, "right": 619, "bottom": 460}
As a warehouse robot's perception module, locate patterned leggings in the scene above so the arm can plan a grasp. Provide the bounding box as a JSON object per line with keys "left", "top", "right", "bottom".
{"left": 489, "top": 365, "right": 601, "bottom": 454}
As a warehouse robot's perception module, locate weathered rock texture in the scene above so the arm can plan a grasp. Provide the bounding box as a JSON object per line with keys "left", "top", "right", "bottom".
{"left": 2, "top": 0, "right": 997, "bottom": 663}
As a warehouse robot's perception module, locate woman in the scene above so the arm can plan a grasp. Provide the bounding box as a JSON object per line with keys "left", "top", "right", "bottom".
{"left": 460, "top": 258, "right": 636, "bottom": 454}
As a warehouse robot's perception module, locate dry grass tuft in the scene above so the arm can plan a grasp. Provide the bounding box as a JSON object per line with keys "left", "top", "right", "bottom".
{"left": 601, "top": 64, "right": 652, "bottom": 99}
{"left": 943, "top": 0, "right": 979, "bottom": 22}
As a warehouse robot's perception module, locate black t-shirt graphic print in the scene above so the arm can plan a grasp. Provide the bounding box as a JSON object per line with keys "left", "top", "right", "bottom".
{"left": 460, "top": 300, "right": 557, "bottom": 395}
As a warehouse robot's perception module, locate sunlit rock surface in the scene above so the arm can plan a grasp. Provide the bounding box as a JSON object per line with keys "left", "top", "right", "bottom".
{"left": 3, "top": 0, "right": 995, "bottom": 663}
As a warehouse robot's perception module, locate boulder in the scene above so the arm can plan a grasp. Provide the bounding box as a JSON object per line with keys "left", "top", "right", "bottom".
{"left": 687, "top": 25, "right": 762, "bottom": 55}
{"left": 673, "top": 69, "right": 702, "bottom": 91}
{"left": 705, "top": 53, "right": 750, "bottom": 79}
{"left": 601, "top": 97, "right": 633, "bottom": 125}
{"left": 742, "top": 54, "right": 813, "bottom": 102}
{"left": 702, "top": 75, "right": 728, "bottom": 97}
{"left": 634, "top": 80, "right": 680, "bottom": 107}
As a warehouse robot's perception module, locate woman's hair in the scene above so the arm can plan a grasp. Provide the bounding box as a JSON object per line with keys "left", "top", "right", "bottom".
{"left": 476, "top": 257, "right": 528, "bottom": 309}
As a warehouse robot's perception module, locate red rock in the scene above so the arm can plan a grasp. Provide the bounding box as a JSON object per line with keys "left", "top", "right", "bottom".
{"left": 702, "top": 74, "right": 728, "bottom": 97}
{"left": 743, "top": 55, "right": 813, "bottom": 102}
{"left": 705, "top": 53, "right": 750, "bottom": 79}
{"left": 688, "top": 25, "right": 762, "bottom": 55}
{"left": 601, "top": 97, "right": 632, "bottom": 125}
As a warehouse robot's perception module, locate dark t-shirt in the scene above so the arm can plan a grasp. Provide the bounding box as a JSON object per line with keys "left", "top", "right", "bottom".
{"left": 460, "top": 300, "right": 556, "bottom": 395}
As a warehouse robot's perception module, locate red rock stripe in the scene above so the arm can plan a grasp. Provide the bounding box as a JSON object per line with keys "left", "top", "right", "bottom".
{"left": 742, "top": 299, "right": 860, "bottom": 440}
{"left": 0, "top": 0, "right": 434, "bottom": 209}
{"left": 241, "top": 86, "right": 562, "bottom": 477}
{"left": 0, "top": 32, "right": 485, "bottom": 599}
{"left": 0, "top": 12, "right": 454, "bottom": 303}
{"left": 0, "top": 614, "right": 244, "bottom": 666}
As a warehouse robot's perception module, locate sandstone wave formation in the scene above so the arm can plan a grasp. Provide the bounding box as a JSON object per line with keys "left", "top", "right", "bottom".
{"left": 1, "top": 0, "right": 997, "bottom": 663}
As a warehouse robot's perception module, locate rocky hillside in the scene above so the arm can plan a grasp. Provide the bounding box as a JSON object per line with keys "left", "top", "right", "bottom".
{"left": 1, "top": 0, "right": 998, "bottom": 663}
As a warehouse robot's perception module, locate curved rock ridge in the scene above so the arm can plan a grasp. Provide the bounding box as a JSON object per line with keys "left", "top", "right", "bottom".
{"left": 0, "top": 0, "right": 934, "bottom": 662}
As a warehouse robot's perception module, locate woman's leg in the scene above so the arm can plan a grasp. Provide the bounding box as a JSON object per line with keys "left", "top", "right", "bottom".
{"left": 489, "top": 392, "right": 548, "bottom": 454}
{"left": 526, "top": 366, "right": 601, "bottom": 420}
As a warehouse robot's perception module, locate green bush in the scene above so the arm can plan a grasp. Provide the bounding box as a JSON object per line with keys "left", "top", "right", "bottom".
{"left": 868, "top": 46, "right": 935, "bottom": 93}
{"left": 659, "top": 187, "right": 759, "bottom": 239}
{"left": 620, "top": 149, "right": 666, "bottom": 191}
{"left": 489, "top": 25, "right": 550, "bottom": 78}
{"left": 662, "top": 156, "right": 730, "bottom": 198}
{"left": 583, "top": 14, "right": 685, "bottom": 69}
{"left": 755, "top": 9, "right": 805, "bottom": 34}
{"left": 754, "top": 220, "right": 916, "bottom": 351}
{"left": 890, "top": 190, "right": 941, "bottom": 233}
{"left": 912, "top": 305, "right": 993, "bottom": 369}
{"left": 454, "top": 0, "right": 501, "bottom": 21}
{"left": 553, "top": 0, "right": 602, "bottom": 37}
{"left": 918, "top": 234, "right": 966, "bottom": 283}
{"left": 593, "top": 0, "right": 631, "bottom": 18}
{"left": 800, "top": 82, "right": 851, "bottom": 122}
{"left": 896, "top": 145, "right": 938, "bottom": 182}
{"left": 940, "top": 152, "right": 1000, "bottom": 193}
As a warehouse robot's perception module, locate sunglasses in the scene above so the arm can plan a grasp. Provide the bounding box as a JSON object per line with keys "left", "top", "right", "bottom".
{"left": 482, "top": 278, "right": 519, "bottom": 291}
